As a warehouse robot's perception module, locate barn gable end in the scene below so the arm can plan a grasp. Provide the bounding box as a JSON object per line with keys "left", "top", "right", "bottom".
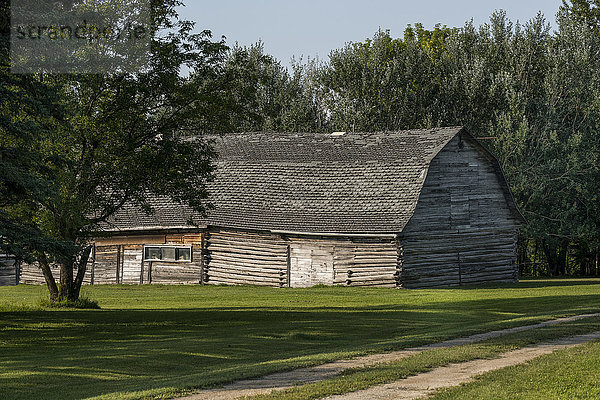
{"left": 399, "top": 131, "right": 523, "bottom": 287}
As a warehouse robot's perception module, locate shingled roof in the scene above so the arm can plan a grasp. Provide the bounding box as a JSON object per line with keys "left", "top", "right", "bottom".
{"left": 106, "top": 127, "right": 467, "bottom": 234}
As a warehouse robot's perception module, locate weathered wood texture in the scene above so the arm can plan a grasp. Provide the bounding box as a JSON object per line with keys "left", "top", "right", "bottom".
{"left": 19, "top": 262, "right": 93, "bottom": 285}
{"left": 12, "top": 133, "right": 520, "bottom": 289}
{"left": 204, "top": 230, "right": 289, "bottom": 287}
{"left": 0, "top": 254, "right": 19, "bottom": 286}
{"left": 150, "top": 243, "right": 203, "bottom": 284}
{"left": 289, "top": 237, "right": 398, "bottom": 288}
{"left": 18, "top": 233, "right": 204, "bottom": 285}
{"left": 93, "top": 245, "right": 120, "bottom": 284}
{"left": 399, "top": 135, "right": 520, "bottom": 288}
{"left": 202, "top": 230, "right": 397, "bottom": 288}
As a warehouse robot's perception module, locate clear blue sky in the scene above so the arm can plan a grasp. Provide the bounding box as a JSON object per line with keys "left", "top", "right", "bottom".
{"left": 178, "top": 1, "right": 563, "bottom": 67}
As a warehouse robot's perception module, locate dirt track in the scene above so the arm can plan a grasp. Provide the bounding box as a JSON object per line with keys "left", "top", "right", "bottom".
{"left": 177, "top": 313, "right": 600, "bottom": 400}
{"left": 324, "top": 331, "right": 600, "bottom": 400}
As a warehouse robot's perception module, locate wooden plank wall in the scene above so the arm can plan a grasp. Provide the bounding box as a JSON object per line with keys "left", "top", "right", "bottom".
{"left": 149, "top": 233, "right": 204, "bottom": 284}
{"left": 20, "top": 262, "right": 58, "bottom": 285}
{"left": 204, "top": 230, "right": 288, "bottom": 287}
{"left": 19, "top": 262, "right": 92, "bottom": 285}
{"left": 93, "top": 245, "right": 120, "bottom": 284}
{"left": 400, "top": 229, "right": 518, "bottom": 288}
{"left": 0, "top": 254, "right": 18, "bottom": 286}
{"left": 399, "top": 134, "right": 520, "bottom": 288}
{"left": 150, "top": 250, "right": 203, "bottom": 284}
{"left": 17, "top": 233, "right": 205, "bottom": 285}
{"left": 120, "top": 245, "right": 140, "bottom": 284}
{"left": 92, "top": 239, "right": 204, "bottom": 285}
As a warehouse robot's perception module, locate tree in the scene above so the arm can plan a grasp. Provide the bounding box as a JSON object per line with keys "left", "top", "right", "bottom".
{"left": 220, "top": 42, "right": 323, "bottom": 132}
{"left": 1, "top": 0, "right": 229, "bottom": 301}
{"left": 562, "top": 0, "right": 600, "bottom": 34}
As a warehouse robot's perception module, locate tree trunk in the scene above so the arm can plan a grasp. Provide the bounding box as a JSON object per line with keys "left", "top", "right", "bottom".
{"left": 559, "top": 241, "right": 569, "bottom": 276}
{"left": 58, "top": 259, "right": 75, "bottom": 301}
{"left": 72, "top": 246, "right": 92, "bottom": 300}
{"left": 38, "top": 256, "right": 59, "bottom": 301}
{"left": 542, "top": 239, "right": 559, "bottom": 276}
{"left": 542, "top": 239, "right": 569, "bottom": 276}
{"left": 37, "top": 246, "right": 91, "bottom": 302}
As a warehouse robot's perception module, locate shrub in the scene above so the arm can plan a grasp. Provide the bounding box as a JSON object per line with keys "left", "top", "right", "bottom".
{"left": 38, "top": 296, "right": 100, "bottom": 309}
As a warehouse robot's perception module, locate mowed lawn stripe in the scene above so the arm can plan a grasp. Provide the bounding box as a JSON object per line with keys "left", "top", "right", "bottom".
{"left": 178, "top": 313, "right": 600, "bottom": 400}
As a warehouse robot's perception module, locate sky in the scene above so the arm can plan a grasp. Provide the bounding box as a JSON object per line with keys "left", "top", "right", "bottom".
{"left": 178, "top": 1, "right": 563, "bottom": 68}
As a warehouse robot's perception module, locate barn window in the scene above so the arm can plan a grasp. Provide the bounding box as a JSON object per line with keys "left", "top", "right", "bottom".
{"left": 143, "top": 245, "right": 192, "bottom": 262}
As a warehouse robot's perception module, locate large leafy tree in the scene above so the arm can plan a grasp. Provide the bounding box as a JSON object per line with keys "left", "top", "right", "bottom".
{"left": 1, "top": 0, "right": 228, "bottom": 301}
{"left": 563, "top": 0, "right": 600, "bottom": 34}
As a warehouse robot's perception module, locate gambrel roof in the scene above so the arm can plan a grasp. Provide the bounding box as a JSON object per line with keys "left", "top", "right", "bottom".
{"left": 105, "top": 127, "right": 522, "bottom": 234}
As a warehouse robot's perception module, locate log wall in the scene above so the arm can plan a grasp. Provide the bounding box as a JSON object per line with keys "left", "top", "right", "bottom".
{"left": 204, "top": 230, "right": 288, "bottom": 287}
{"left": 399, "top": 134, "right": 521, "bottom": 288}
{"left": 12, "top": 134, "right": 520, "bottom": 289}
{"left": 19, "top": 262, "right": 93, "bottom": 285}
{"left": 202, "top": 230, "right": 398, "bottom": 288}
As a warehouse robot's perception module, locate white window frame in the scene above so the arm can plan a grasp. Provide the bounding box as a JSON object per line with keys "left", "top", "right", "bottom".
{"left": 143, "top": 244, "right": 192, "bottom": 263}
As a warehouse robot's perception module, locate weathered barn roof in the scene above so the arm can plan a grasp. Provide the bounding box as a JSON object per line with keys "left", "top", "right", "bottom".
{"left": 105, "top": 127, "right": 521, "bottom": 235}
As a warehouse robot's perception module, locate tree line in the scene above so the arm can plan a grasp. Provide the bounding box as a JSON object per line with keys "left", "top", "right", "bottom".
{"left": 1, "top": 0, "right": 599, "bottom": 302}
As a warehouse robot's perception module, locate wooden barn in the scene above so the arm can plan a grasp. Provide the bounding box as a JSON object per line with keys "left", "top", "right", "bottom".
{"left": 17, "top": 127, "right": 524, "bottom": 288}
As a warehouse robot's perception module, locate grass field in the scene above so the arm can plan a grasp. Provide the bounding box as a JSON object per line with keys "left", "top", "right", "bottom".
{"left": 1, "top": 279, "right": 600, "bottom": 400}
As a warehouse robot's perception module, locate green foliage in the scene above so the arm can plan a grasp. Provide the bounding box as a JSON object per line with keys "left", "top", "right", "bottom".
{"left": 218, "top": 42, "right": 324, "bottom": 132}
{"left": 0, "top": 1, "right": 72, "bottom": 263}
{"left": 562, "top": 0, "right": 600, "bottom": 35}
{"left": 3, "top": 1, "right": 600, "bottom": 299}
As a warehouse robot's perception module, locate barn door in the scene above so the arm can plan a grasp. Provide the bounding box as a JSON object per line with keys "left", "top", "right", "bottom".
{"left": 288, "top": 244, "right": 334, "bottom": 287}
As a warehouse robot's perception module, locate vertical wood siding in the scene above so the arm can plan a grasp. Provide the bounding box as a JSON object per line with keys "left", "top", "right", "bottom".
{"left": 17, "top": 234, "right": 205, "bottom": 285}
{"left": 289, "top": 240, "right": 335, "bottom": 287}
{"left": 400, "top": 135, "right": 520, "bottom": 288}
{"left": 93, "top": 245, "right": 120, "bottom": 284}
{"left": 0, "top": 254, "right": 18, "bottom": 286}
{"left": 288, "top": 237, "right": 398, "bottom": 288}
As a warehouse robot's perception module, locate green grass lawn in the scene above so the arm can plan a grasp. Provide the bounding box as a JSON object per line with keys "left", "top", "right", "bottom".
{"left": 1, "top": 279, "right": 600, "bottom": 400}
